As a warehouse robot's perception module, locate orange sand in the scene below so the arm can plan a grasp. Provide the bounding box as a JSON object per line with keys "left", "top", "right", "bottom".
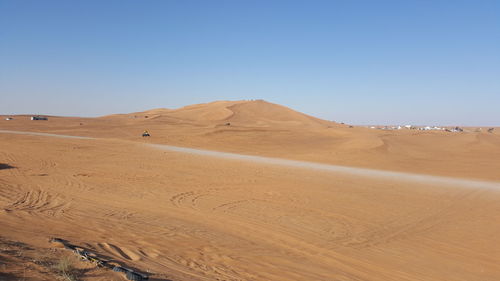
{"left": 1, "top": 100, "right": 499, "bottom": 280}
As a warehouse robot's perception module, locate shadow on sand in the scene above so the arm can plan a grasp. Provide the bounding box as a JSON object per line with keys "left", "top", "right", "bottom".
{"left": 50, "top": 238, "right": 173, "bottom": 281}
{"left": 0, "top": 163, "right": 15, "bottom": 170}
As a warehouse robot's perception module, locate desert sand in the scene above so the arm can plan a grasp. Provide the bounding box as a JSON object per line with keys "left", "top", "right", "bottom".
{"left": 1, "top": 100, "right": 500, "bottom": 281}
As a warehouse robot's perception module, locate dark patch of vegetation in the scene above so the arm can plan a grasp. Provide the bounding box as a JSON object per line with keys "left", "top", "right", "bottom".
{"left": 0, "top": 272, "right": 20, "bottom": 280}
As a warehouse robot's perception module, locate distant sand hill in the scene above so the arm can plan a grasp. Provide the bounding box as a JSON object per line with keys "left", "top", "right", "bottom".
{"left": 1, "top": 100, "right": 499, "bottom": 181}
{"left": 105, "top": 99, "right": 337, "bottom": 128}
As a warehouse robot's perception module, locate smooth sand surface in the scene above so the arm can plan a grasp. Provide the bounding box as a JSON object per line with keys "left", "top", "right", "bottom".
{"left": 2, "top": 129, "right": 500, "bottom": 191}
{"left": 1, "top": 100, "right": 500, "bottom": 280}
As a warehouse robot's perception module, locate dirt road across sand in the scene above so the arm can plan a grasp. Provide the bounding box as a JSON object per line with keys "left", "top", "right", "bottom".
{"left": 0, "top": 129, "right": 94, "bottom": 140}
{"left": 2, "top": 129, "right": 499, "bottom": 191}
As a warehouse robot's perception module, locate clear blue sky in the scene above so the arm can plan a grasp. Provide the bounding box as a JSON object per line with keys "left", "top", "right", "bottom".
{"left": 1, "top": 0, "right": 499, "bottom": 126}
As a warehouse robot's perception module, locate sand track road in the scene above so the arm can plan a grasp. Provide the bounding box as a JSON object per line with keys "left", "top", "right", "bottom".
{"left": 1, "top": 129, "right": 499, "bottom": 190}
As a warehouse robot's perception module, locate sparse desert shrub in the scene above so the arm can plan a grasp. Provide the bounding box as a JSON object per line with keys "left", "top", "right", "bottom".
{"left": 53, "top": 256, "right": 78, "bottom": 281}
{"left": 59, "top": 271, "right": 78, "bottom": 281}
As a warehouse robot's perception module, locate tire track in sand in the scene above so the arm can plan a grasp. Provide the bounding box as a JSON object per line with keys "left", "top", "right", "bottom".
{"left": 2, "top": 129, "right": 500, "bottom": 190}
{"left": 3, "top": 189, "right": 70, "bottom": 216}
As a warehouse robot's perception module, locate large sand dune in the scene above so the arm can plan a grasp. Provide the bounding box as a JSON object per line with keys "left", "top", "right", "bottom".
{"left": 1, "top": 100, "right": 500, "bottom": 280}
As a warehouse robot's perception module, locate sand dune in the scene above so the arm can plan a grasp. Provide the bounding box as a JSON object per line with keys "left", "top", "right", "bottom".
{"left": 106, "top": 100, "right": 334, "bottom": 128}
{"left": 1, "top": 100, "right": 500, "bottom": 280}
{"left": 1, "top": 100, "right": 499, "bottom": 181}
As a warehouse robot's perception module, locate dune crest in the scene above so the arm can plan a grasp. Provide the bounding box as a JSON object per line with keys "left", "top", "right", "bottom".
{"left": 104, "top": 99, "right": 337, "bottom": 128}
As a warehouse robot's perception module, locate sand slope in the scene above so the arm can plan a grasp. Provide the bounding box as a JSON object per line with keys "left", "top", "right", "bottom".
{"left": 1, "top": 100, "right": 500, "bottom": 280}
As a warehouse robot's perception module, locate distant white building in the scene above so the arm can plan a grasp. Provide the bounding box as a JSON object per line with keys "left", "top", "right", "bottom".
{"left": 417, "top": 126, "right": 445, "bottom": 131}
{"left": 5, "top": 117, "right": 13, "bottom": 120}
{"left": 31, "top": 116, "right": 48, "bottom": 121}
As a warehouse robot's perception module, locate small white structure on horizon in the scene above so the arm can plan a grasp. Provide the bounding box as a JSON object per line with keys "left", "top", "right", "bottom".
{"left": 419, "top": 126, "right": 444, "bottom": 131}
{"left": 5, "top": 117, "right": 13, "bottom": 121}
{"left": 447, "top": 127, "right": 464, "bottom": 132}
{"left": 31, "top": 116, "right": 48, "bottom": 121}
